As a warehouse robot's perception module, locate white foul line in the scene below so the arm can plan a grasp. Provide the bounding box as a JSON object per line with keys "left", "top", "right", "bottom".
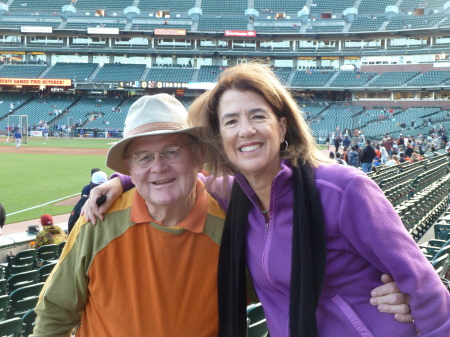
{"left": 6, "top": 193, "right": 80, "bottom": 216}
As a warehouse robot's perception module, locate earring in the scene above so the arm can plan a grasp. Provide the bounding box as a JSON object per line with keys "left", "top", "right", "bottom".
{"left": 280, "top": 140, "right": 289, "bottom": 152}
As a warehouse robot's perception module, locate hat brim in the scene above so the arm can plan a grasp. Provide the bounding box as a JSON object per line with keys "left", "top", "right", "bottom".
{"left": 106, "top": 127, "right": 199, "bottom": 175}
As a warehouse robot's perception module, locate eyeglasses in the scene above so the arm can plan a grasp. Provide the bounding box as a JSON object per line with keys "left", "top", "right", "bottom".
{"left": 130, "top": 143, "right": 194, "bottom": 168}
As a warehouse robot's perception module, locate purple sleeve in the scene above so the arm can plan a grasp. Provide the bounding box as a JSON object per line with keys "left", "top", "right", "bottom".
{"left": 339, "top": 174, "right": 450, "bottom": 335}
{"left": 110, "top": 172, "right": 135, "bottom": 192}
{"left": 198, "top": 174, "right": 233, "bottom": 212}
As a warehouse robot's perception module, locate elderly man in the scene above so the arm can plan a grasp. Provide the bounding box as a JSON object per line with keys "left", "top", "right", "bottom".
{"left": 33, "top": 94, "right": 225, "bottom": 336}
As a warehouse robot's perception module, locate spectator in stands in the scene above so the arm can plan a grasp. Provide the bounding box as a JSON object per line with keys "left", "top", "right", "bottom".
{"left": 33, "top": 94, "right": 225, "bottom": 336}
{"left": 360, "top": 139, "right": 376, "bottom": 173}
{"left": 399, "top": 152, "right": 407, "bottom": 163}
{"left": 69, "top": 171, "right": 108, "bottom": 234}
{"left": 85, "top": 66, "right": 427, "bottom": 336}
{"left": 404, "top": 143, "right": 414, "bottom": 158}
{"left": 373, "top": 156, "right": 381, "bottom": 167}
{"left": 333, "top": 134, "right": 341, "bottom": 153}
{"left": 13, "top": 129, "right": 21, "bottom": 149}
{"left": 374, "top": 144, "right": 381, "bottom": 158}
{"left": 384, "top": 137, "right": 393, "bottom": 156}
{"left": 410, "top": 152, "right": 421, "bottom": 163}
{"left": 329, "top": 151, "right": 335, "bottom": 159}
{"left": 385, "top": 155, "right": 399, "bottom": 167}
{"left": 348, "top": 146, "right": 359, "bottom": 168}
{"left": 379, "top": 144, "right": 387, "bottom": 164}
{"left": 34, "top": 214, "right": 67, "bottom": 249}
{"left": 81, "top": 168, "right": 101, "bottom": 196}
{"left": 334, "top": 152, "right": 347, "bottom": 165}
{"left": 441, "top": 131, "right": 447, "bottom": 149}
{"left": 342, "top": 135, "right": 350, "bottom": 148}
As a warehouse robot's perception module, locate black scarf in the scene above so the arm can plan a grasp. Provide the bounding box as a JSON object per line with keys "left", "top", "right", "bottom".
{"left": 218, "top": 161, "right": 327, "bottom": 337}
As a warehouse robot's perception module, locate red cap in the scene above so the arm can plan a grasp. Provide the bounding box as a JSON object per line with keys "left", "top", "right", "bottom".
{"left": 40, "top": 214, "right": 53, "bottom": 225}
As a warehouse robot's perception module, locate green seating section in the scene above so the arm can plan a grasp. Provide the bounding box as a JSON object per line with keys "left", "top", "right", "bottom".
{"left": 65, "top": 21, "right": 126, "bottom": 29}
{"left": 395, "top": 164, "right": 450, "bottom": 242}
{"left": 0, "top": 65, "right": 46, "bottom": 78}
{"left": 131, "top": 23, "right": 191, "bottom": 30}
{"left": 356, "top": 109, "right": 396, "bottom": 126}
{"left": 310, "top": 104, "right": 363, "bottom": 136}
{"left": 349, "top": 16, "right": 385, "bottom": 31}
{"left": 197, "top": 65, "right": 225, "bottom": 82}
{"left": 297, "top": 102, "right": 327, "bottom": 118}
{"left": 146, "top": 67, "right": 194, "bottom": 82}
{"left": 43, "top": 63, "right": 98, "bottom": 80}
{"left": 407, "top": 71, "right": 450, "bottom": 86}
{"left": 330, "top": 72, "right": 376, "bottom": 86}
{"left": 69, "top": 97, "right": 124, "bottom": 123}
{"left": 291, "top": 71, "right": 334, "bottom": 86}
{"left": 198, "top": 17, "right": 247, "bottom": 31}
{"left": 369, "top": 71, "right": 420, "bottom": 86}
{"left": 82, "top": 98, "right": 137, "bottom": 130}
{"left": 138, "top": 0, "right": 196, "bottom": 11}
{"left": 0, "top": 93, "right": 33, "bottom": 120}
{"left": 309, "top": 0, "right": 357, "bottom": 13}
{"left": 399, "top": 0, "right": 447, "bottom": 10}
{"left": 8, "top": 96, "right": 74, "bottom": 127}
{"left": 201, "top": 0, "right": 248, "bottom": 14}
{"left": 386, "top": 15, "right": 443, "bottom": 30}
{"left": 0, "top": 21, "right": 60, "bottom": 28}
{"left": 358, "top": 0, "right": 396, "bottom": 13}
{"left": 9, "top": 0, "right": 67, "bottom": 11}
{"left": 254, "top": 0, "right": 306, "bottom": 12}
{"left": 273, "top": 67, "right": 292, "bottom": 84}
{"left": 177, "top": 96, "right": 195, "bottom": 109}
{"left": 361, "top": 106, "right": 441, "bottom": 139}
{"left": 74, "top": 0, "right": 134, "bottom": 10}
{"left": 95, "top": 64, "right": 146, "bottom": 82}
{"left": 311, "top": 25, "right": 344, "bottom": 32}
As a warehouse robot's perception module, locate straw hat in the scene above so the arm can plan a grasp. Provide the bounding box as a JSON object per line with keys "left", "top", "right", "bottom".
{"left": 106, "top": 94, "right": 198, "bottom": 175}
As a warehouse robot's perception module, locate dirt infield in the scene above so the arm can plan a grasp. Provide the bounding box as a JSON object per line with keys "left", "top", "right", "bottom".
{"left": 0, "top": 146, "right": 107, "bottom": 156}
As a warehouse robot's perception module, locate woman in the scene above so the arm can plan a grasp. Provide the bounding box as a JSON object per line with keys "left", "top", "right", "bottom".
{"left": 380, "top": 145, "right": 388, "bottom": 164}
{"left": 84, "top": 64, "right": 448, "bottom": 336}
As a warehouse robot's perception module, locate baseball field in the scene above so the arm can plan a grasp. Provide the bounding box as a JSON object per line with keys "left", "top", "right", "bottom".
{"left": 0, "top": 136, "right": 116, "bottom": 225}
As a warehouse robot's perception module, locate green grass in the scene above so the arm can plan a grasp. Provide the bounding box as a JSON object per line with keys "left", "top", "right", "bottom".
{"left": 0, "top": 136, "right": 117, "bottom": 149}
{"left": 1, "top": 141, "right": 115, "bottom": 225}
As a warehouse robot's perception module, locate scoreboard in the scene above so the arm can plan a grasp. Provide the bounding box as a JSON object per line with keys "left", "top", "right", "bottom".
{"left": 117, "top": 81, "right": 188, "bottom": 89}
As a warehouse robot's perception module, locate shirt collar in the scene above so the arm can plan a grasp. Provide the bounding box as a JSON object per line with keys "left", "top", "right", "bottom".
{"left": 130, "top": 179, "right": 208, "bottom": 233}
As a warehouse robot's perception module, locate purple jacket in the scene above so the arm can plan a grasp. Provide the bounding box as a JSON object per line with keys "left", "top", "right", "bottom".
{"left": 207, "top": 161, "right": 450, "bottom": 337}
{"left": 118, "top": 162, "right": 450, "bottom": 336}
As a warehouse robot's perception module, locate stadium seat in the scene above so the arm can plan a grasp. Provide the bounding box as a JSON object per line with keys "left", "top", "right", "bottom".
{"left": 3, "top": 250, "right": 36, "bottom": 268}
{"left": 21, "top": 309, "right": 37, "bottom": 337}
{"left": 0, "top": 280, "right": 7, "bottom": 297}
{"left": 0, "top": 295, "right": 9, "bottom": 322}
{"left": 435, "top": 225, "right": 450, "bottom": 240}
{"left": 247, "top": 303, "right": 268, "bottom": 337}
{"left": 58, "top": 242, "right": 66, "bottom": 257}
{"left": 36, "top": 245, "right": 58, "bottom": 261}
{"left": 7, "top": 270, "right": 38, "bottom": 293}
{"left": 38, "top": 263, "right": 57, "bottom": 283}
{"left": 8, "top": 283, "right": 44, "bottom": 319}
{"left": 5, "top": 264, "right": 35, "bottom": 280}
{"left": 431, "top": 253, "right": 449, "bottom": 278}
{"left": 0, "top": 317, "right": 23, "bottom": 337}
